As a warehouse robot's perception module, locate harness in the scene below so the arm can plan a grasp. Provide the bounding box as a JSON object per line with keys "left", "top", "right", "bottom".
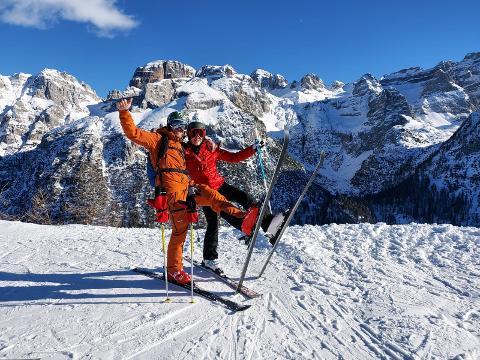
{"left": 147, "top": 130, "right": 189, "bottom": 190}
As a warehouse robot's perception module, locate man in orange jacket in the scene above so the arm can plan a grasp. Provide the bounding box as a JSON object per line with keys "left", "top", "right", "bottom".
{"left": 185, "top": 121, "right": 266, "bottom": 273}
{"left": 117, "top": 98, "right": 261, "bottom": 285}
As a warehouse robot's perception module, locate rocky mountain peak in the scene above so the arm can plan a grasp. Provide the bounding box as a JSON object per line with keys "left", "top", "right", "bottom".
{"left": 129, "top": 60, "right": 195, "bottom": 89}
{"left": 463, "top": 52, "right": 480, "bottom": 61}
{"left": 31, "top": 68, "right": 99, "bottom": 104}
{"left": 300, "top": 74, "right": 325, "bottom": 91}
{"left": 352, "top": 73, "right": 382, "bottom": 97}
{"left": 330, "top": 81, "right": 345, "bottom": 91}
{"left": 0, "top": 69, "right": 99, "bottom": 156}
{"left": 250, "top": 69, "right": 288, "bottom": 90}
{"left": 195, "top": 64, "right": 237, "bottom": 78}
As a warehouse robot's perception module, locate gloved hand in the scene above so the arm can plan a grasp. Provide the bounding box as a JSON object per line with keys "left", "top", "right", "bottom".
{"left": 185, "top": 195, "right": 197, "bottom": 212}
{"left": 188, "top": 185, "right": 199, "bottom": 196}
{"left": 252, "top": 140, "right": 265, "bottom": 152}
{"left": 179, "top": 186, "right": 198, "bottom": 212}
{"left": 205, "top": 137, "right": 218, "bottom": 151}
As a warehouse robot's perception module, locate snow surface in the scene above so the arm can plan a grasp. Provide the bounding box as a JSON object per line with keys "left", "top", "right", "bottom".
{"left": 1, "top": 220, "right": 479, "bottom": 359}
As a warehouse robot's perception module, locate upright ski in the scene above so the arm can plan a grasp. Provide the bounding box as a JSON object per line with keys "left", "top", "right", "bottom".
{"left": 257, "top": 152, "right": 325, "bottom": 278}
{"left": 133, "top": 267, "right": 250, "bottom": 312}
{"left": 236, "top": 128, "right": 290, "bottom": 293}
{"left": 185, "top": 256, "right": 261, "bottom": 299}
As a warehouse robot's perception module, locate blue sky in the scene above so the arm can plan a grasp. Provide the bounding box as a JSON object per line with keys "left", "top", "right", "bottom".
{"left": 0, "top": 0, "right": 478, "bottom": 97}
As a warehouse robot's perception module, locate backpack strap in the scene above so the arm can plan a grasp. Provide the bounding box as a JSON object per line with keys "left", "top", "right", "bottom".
{"left": 154, "top": 135, "right": 189, "bottom": 185}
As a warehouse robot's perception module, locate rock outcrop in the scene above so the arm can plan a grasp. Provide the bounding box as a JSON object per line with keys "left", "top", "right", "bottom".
{"left": 251, "top": 69, "right": 288, "bottom": 90}
{"left": 301, "top": 74, "right": 325, "bottom": 91}
{"left": 129, "top": 60, "right": 195, "bottom": 88}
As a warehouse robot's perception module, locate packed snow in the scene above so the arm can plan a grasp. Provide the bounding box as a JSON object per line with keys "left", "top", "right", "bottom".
{"left": 1, "top": 220, "right": 478, "bottom": 359}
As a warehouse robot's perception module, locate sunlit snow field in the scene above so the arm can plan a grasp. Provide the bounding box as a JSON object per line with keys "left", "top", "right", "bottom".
{"left": 1, "top": 220, "right": 479, "bottom": 359}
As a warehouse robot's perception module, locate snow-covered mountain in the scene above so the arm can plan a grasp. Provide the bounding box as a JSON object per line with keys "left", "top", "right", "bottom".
{"left": 0, "top": 69, "right": 99, "bottom": 156}
{"left": 1, "top": 220, "right": 478, "bottom": 359}
{"left": 0, "top": 54, "right": 479, "bottom": 226}
{"left": 371, "top": 111, "right": 480, "bottom": 226}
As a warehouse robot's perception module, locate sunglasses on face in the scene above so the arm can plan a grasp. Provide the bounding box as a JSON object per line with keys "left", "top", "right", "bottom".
{"left": 188, "top": 129, "right": 206, "bottom": 138}
{"left": 170, "top": 120, "right": 186, "bottom": 131}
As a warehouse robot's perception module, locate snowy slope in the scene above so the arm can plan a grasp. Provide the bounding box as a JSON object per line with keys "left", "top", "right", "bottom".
{"left": 1, "top": 220, "right": 478, "bottom": 359}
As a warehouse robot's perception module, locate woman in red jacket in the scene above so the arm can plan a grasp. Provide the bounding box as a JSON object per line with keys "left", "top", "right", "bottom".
{"left": 185, "top": 121, "right": 271, "bottom": 273}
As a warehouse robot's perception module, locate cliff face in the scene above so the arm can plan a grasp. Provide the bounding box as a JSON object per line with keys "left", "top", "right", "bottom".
{"left": 370, "top": 112, "right": 480, "bottom": 226}
{"left": 129, "top": 60, "right": 196, "bottom": 88}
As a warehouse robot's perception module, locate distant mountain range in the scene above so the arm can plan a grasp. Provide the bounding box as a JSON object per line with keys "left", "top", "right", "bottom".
{"left": 1, "top": 53, "right": 479, "bottom": 226}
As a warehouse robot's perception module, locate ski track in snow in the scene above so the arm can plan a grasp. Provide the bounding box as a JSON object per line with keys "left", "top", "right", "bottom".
{"left": 0, "top": 220, "right": 479, "bottom": 359}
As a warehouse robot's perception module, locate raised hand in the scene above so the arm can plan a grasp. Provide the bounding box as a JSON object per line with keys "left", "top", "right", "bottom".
{"left": 116, "top": 98, "right": 133, "bottom": 111}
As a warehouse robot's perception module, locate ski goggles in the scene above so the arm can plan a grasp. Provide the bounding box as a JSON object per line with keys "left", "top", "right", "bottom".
{"left": 188, "top": 128, "right": 206, "bottom": 138}
{"left": 169, "top": 119, "right": 187, "bottom": 131}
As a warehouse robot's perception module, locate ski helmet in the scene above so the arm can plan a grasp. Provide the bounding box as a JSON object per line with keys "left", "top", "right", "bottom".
{"left": 187, "top": 121, "right": 206, "bottom": 138}
{"left": 167, "top": 111, "right": 187, "bottom": 130}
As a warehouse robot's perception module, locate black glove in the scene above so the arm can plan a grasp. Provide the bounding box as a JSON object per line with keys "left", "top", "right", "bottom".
{"left": 179, "top": 194, "right": 196, "bottom": 212}
{"left": 252, "top": 140, "right": 265, "bottom": 152}
{"left": 188, "top": 185, "right": 199, "bottom": 196}
{"left": 178, "top": 185, "right": 198, "bottom": 211}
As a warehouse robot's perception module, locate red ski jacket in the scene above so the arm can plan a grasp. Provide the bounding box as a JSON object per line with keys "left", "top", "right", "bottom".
{"left": 185, "top": 141, "right": 255, "bottom": 190}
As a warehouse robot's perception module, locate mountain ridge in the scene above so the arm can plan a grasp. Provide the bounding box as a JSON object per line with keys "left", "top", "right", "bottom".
{"left": 1, "top": 52, "right": 479, "bottom": 226}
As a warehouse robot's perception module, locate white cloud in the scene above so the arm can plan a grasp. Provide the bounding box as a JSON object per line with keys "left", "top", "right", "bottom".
{"left": 0, "top": 0, "right": 138, "bottom": 37}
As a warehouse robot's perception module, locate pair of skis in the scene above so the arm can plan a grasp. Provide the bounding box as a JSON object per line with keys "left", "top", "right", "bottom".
{"left": 133, "top": 267, "right": 251, "bottom": 312}
{"left": 236, "top": 129, "right": 290, "bottom": 292}
{"left": 133, "top": 253, "right": 262, "bottom": 313}
{"left": 236, "top": 129, "right": 325, "bottom": 292}
{"left": 133, "top": 252, "right": 262, "bottom": 312}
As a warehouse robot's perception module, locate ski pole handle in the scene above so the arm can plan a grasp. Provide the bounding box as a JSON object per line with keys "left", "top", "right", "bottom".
{"left": 255, "top": 135, "right": 272, "bottom": 214}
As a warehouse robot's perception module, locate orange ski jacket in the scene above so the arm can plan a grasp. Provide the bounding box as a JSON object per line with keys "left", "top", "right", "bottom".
{"left": 119, "top": 110, "right": 189, "bottom": 201}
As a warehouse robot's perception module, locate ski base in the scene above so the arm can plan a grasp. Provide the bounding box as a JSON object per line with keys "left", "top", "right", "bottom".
{"left": 132, "top": 267, "right": 251, "bottom": 312}
{"left": 236, "top": 128, "right": 290, "bottom": 292}
{"left": 185, "top": 256, "right": 261, "bottom": 299}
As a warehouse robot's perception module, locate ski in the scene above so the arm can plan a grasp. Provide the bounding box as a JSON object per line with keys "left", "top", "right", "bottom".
{"left": 236, "top": 128, "right": 290, "bottom": 293}
{"left": 185, "top": 256, "right": 261, "bottom": 299}
{"left": 257, "top": 152, "right": 325, "bottom": 278}
{"left": 132, "top": 267, "right": 251, "bottom": 312}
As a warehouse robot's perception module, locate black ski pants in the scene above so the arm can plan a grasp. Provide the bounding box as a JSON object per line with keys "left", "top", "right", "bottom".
{"left": 202, "top": 182, "right": 255, "bottom": 260}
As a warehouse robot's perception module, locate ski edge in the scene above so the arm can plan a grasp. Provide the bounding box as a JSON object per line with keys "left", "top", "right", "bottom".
{"left": 185, "top": 256, "right": 262, "bottom": 299}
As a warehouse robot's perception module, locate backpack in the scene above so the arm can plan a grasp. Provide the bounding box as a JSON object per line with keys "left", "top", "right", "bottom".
{"left": 146, "top": 132, "right": 169, "bottom": 188}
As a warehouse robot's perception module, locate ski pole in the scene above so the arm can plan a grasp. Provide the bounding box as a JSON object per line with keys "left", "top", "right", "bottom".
{"left": 161, "top": 223, "right": 171, "bottom": 303}
{"left": 254, "top": 128, "right": 272, "bottom": 213}
{"left": 189, "top": 223, "right": 195, "bottom": 304}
